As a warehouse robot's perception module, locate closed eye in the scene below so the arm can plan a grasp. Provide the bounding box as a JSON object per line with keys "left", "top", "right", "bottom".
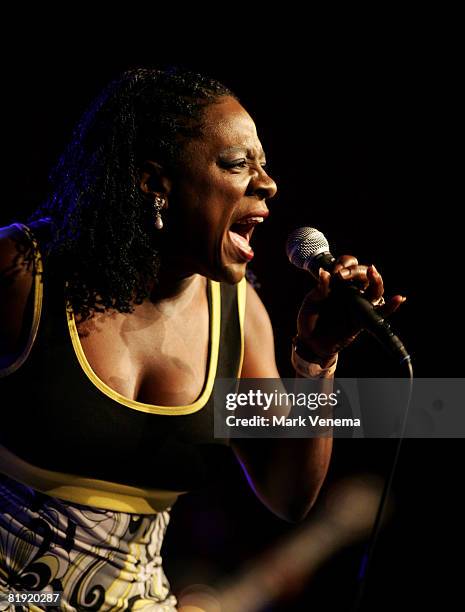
{"left": 218, "top": 159, "right": 268, "bottom": 171}
{"left": 218, "top": 159, "right": 248, "bottom": 169}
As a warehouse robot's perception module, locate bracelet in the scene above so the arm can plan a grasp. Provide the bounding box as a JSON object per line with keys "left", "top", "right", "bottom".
{"left": 291, "top": 336, "right": 338, "bottom": 378}
{"left": 292, "top": 335, "right": 337, "bottom": 366}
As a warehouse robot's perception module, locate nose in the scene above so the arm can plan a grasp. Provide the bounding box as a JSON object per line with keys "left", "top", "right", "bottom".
{"left": 248, "top": 166, "right": 278, "bottom": 201}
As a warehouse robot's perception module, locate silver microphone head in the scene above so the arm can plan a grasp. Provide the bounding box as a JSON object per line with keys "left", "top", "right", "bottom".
{"left": 286, "top": 227, "right": 330, "bottom": 270}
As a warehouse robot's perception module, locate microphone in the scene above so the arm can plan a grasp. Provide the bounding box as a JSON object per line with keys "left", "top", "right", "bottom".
{"left": 286, "top": 227, "right": 410, "bottom": 365}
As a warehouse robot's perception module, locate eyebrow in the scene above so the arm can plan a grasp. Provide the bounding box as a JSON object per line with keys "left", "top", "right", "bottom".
{"left": 219, "top": 146, "right": 266, "bottom": 160}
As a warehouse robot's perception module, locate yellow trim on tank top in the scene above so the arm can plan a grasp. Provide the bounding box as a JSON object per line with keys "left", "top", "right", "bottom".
{"left": 0, "top": 444, "right": 185, "bottom": 513}
{"left": 237, "top": 275, "right": 247, "bottom": 376}
{"left": 67, "top": 279, "right": 222, "bottom": 415}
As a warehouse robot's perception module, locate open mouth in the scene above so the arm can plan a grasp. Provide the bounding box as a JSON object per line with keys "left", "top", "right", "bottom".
{"left": 228, "top": 216, "right": 266, "bottom": 262}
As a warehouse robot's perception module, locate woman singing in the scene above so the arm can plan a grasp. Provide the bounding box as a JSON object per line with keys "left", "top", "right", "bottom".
{"left": 0, "top": 67, "right": 401, "bottom": 610}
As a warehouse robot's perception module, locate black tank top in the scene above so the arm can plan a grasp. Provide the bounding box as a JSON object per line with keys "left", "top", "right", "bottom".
{"left": 0, "top": 220, "right": 245, "bottom": 512}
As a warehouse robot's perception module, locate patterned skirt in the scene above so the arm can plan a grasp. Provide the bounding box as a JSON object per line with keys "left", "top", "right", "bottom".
{"left": 0, "top": 473, "right": 178, "bottom": 611}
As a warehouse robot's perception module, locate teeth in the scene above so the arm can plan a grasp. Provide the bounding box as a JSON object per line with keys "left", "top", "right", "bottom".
{"left": 235, "top": 216, "right": 264, "bottom": 225}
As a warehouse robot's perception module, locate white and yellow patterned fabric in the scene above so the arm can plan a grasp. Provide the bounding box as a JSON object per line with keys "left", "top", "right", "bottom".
{"left": 0, "top": 474, "right": 177, "bottom": 611}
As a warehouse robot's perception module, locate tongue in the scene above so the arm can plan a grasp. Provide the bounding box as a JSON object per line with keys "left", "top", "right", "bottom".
{"left": 229, "top": 230, "right": 254, "bottom": 260}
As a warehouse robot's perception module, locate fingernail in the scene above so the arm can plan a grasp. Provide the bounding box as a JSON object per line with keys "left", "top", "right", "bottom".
{"left": 339, "top": 268, "right": 350, "bottom": 278}
{"left": 319, "top": 267, "right": 324, "bottom": 278}
{"left": 371, "top": 264, "right": 380, "bottom": 276}
{"left": 401, "top": 296, "right": 407, "bottom": 302}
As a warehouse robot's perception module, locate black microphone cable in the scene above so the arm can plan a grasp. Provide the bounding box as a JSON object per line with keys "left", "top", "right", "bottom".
{"left": 350, "top": 357, "right": 413, "bottom": 611}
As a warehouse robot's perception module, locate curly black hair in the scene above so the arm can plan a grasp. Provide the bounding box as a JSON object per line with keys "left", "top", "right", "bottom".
{"left": 29, "top": 67, "right": 235, "bottom": 320}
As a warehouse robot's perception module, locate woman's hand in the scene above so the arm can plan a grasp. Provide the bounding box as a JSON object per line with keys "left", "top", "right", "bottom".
{"left": 296, "top": 256, "right": 406, "bottom": 362}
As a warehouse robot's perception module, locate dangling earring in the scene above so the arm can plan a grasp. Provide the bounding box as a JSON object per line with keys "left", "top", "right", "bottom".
{"left": 154, "top": 195, "right": 166, "bottom": 230}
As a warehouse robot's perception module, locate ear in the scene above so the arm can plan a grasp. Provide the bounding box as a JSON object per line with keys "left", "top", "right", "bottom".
{"left": 139, "top": 160, "right": 173, "bottom": 198}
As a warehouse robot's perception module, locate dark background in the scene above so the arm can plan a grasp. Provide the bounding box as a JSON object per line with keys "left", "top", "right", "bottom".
{"left": 1, "top": 30, "right": 462, "bottom": 610}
